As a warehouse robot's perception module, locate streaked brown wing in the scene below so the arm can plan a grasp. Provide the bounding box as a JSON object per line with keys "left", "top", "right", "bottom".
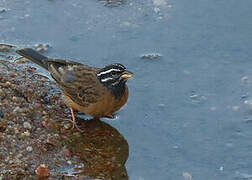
{"left": 47, "top": 59, "right": 101, "bottom": 106}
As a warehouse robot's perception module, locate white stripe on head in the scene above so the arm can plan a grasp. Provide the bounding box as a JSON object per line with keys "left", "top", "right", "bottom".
{"left": 97, "top": 68, "right": 121, "bottom": 76}
{"left": 101, "top": 77, "right": 113, "bottom": 82}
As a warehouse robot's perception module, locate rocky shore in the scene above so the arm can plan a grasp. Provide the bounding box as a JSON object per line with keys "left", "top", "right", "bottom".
{"left": 0, "top": 50, "right": 128, "bottom": 180}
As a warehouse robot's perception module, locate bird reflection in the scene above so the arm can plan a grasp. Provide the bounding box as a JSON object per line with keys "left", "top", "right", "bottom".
{"left": 58, "top": 117, "right": 129, "bottom": 180}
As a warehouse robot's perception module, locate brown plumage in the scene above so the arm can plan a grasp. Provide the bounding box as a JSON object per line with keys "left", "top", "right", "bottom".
{"left": 16, "top": 48, "right": 133, "bottom": 131}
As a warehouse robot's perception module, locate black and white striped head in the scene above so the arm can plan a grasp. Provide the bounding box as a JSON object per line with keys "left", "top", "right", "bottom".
{"left": 97, "top": 63, "right": 133, "bottom": 98}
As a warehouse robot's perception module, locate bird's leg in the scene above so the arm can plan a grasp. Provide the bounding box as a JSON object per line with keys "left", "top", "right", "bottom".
{"left": 70, "top": 108, "right": 76, "bottom": 129}
{"left": 68, "top": 108, "right": 84, "bottom": 132}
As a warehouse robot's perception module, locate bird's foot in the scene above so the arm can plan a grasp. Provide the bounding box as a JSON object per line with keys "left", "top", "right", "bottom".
{"left": 63, "top": 118, "right": 84, "bottom": 132}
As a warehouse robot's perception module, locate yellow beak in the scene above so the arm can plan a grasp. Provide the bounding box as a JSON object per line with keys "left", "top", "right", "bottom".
{"left": 120, "top": 71, "right": 133, "bottom": 79}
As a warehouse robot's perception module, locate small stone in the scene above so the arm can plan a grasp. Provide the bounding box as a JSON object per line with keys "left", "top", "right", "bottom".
{"left": 26, "top": 67, "right": 36, "bottom": 72}
{"left": 140, "top": 53, "right": 162, "bottom": 59}
{"left": 23, "top": 122, "right": 32, "bottom": 129}
{"left": 158, "top": 103, "right": 165, "bottom": 107}
{"left": 67, "top": 160, "right": 72, "bottom": 165}
{"left": 24, "top": 131, "right": 30, "bottom": 136}
{"left": 21, "top": 131, "right": 30, "bottom": 138}
{"left": 14, "top": 129, "right": 19, "bottom": 134}
{"left": 0, "top": 81, "right": 12, "bottom": 88}
{"left": 36, "top": 47, "right": 44, "bottom": 53}
{"left": 154, "top": 7, "right": 160, "bottom": 13}
{"left": 244, "top": 100, "right": 251, "bottom": 105}
{"left": 35, "top": 164, "right": 50, "bottom": 178}
{"left": 12, "top": 96, "right": 18, "bottom": 102}
{"left": 0, "top": 88, "right": 4, "bottom": 96}
{"left": 13, "top": 107, "right": 22, "bottom": 113}
{"left": 9, "top": 73, "right": 17, "bottom": 78}
{"left": 34, "top": 43, "right": 43, "bottom": 48}
{"left": 0, "top": 8, "right": 7, "bottom": 13}
{"left": 241, "top": 76, "right": 249, "bottom": 83}
{"left": 0, "top": 123, "right": 6, "bottom": 132}
{"left": 45, "top": 44, "right": 50, "bottom": 48}
{"left": 183, "top": 172, "right": 192, "bottom": 180}
{"left": 40, "top": 121, "right": 47, "bottom": 127}
{"left": 26, "top": 146, "right": 33, "bottom": 152}
{"left": 63, "top": 148, "right": 71, "bottom": 157}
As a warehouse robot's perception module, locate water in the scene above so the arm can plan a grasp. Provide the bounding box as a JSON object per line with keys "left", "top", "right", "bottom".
{"left": 1, "top": 0, "right": 252, "bottom": 179}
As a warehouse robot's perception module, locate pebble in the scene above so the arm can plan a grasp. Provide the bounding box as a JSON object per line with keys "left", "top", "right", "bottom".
{"left": 0, "top": 122, "right": 6, "bottom": 132}
{"left": 21, "top": 131, "right": 30, "bottom": 138}
{"left": 241, "top": 76, "right": 249, "bottom": 83}
{"left": 0, "top": 88, "right": 4, "bottom": 96}
{"left": 26, "top": 146, "right": 33, "bottom": 152}
{"left": 140, "top": 53, "right": 162, "bottom": 59}
{"left": 67, "top": 160, "right": 72, "bottom": 165}
{"left": 0, "top": 8, "right": 7, "bottom": 13}
{"left": 0, "top": 135, "right": 4, "bottom": 141}
{"left": 0, "top": 81, "right": 12, "bottom": 88}
{"left": 63, "top": 148, "right": 71, "bottom": 157}
{"left": 13, "top": 107, "right": 22, "bottom": 113}
{"left": 35, "top": 164, "right": 50, "bottom": 178}
{"left": 23, "top": 122, "right": 32, "bottom": 129}
{"left": 183, "top": 172, "right": 192, "bottom": 180}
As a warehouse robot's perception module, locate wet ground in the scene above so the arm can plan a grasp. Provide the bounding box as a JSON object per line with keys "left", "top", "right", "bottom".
{"left": 1, "top": 0, "right": 252, "bottom": 179}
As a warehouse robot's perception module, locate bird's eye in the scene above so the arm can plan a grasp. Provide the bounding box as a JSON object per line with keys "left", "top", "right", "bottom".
{"left": 111, "top": 71, "right": 117, "bottom": 76}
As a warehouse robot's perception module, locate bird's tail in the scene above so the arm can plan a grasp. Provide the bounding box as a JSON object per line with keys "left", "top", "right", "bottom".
{"left": 16, "top": 48, "right": 49, "bottom": 70}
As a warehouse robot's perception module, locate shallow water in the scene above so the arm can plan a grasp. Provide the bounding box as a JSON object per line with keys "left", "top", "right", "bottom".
{"left": 1, "top": 0, "right": 252, "bottom": 179}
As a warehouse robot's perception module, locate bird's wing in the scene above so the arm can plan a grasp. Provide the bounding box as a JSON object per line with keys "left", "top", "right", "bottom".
{"left": 47, "top": 59, "right": 101, "bottom": 106}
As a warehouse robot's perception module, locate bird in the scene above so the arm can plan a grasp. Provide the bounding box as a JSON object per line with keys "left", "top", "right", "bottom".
{"left": 16, "top": 48, "right": 133, "bottom": 131}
